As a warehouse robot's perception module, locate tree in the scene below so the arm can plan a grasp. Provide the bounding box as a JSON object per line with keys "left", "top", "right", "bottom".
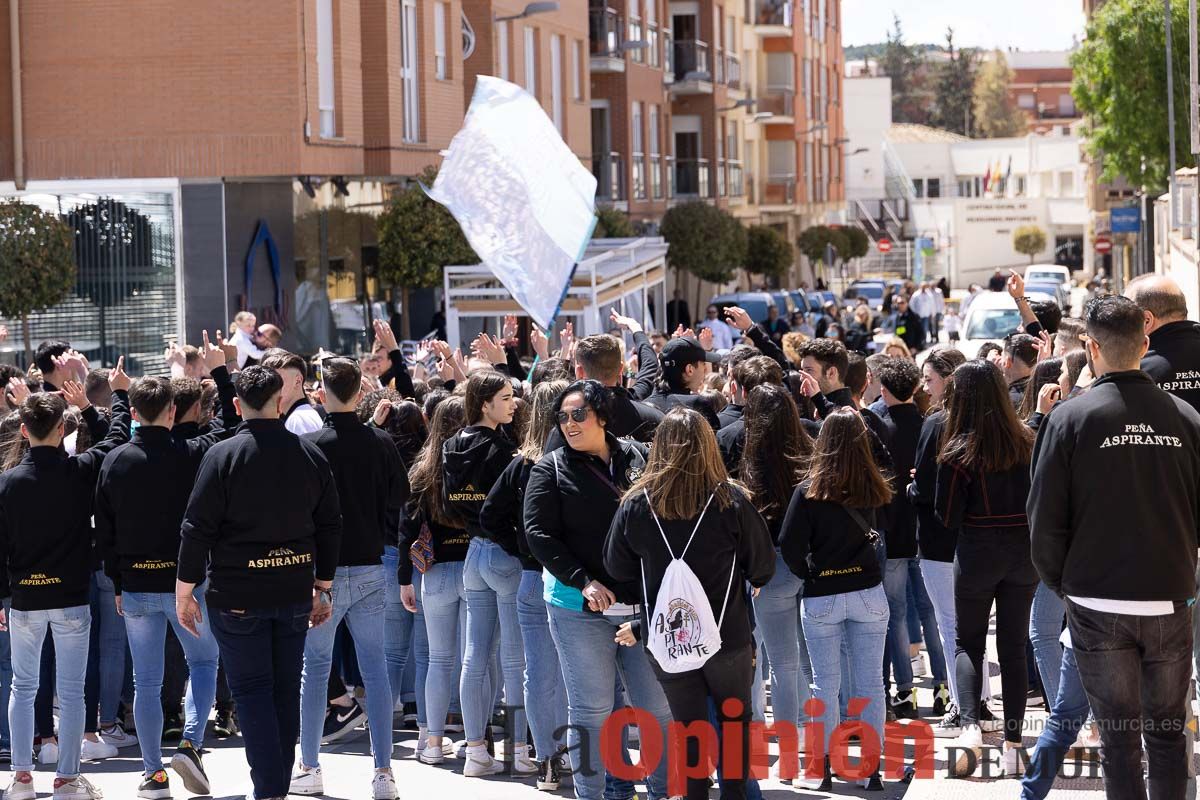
{"left": 660, "top": 201, "right": 746, "bottom": 319}
{"left": 973, "top": 51, "right": 1027, "bottom": 138}
{"left": 879, "top": 15, "right": 931, "bottom": 125}
{"left": 797, "top": 225, "right": 836, "bottom": 284}
{"left": 0, "top": 200, "right": 76, "bottom": 362}
{"left": 1013, "top": 225, "right": 1048, "bottom": 263}
{"left": 377, "top": 165, "right": 479, "bottom": 338}
{"left": 593, "top": 206, "right": 635, "bottom": 239}
{"left": 844, "top": 227, "right": 871, "bottom": 262}
{"left": 745, "top": 225, "right": 793, "bottom": 283}
{"left": 1072, "top": 0, "right": 1196, "bottom": 191}
{"left": 930, "top": 28, "right": 977, "bottom": 135}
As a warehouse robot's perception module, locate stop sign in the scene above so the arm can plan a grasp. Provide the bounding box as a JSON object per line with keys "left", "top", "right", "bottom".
{"left": 877, "top": 239, "right": 893, "bottom": 253}
{"left": 1095, "top": 234, "right": 1112, "bottom": 254}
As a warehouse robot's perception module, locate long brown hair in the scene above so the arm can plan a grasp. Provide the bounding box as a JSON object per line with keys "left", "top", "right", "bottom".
{"left": 741, "top": 384, "right": 812, "bottom": 524}
{"left": 518, "top": 380, "right": 568, "bottom": 463}
{"left": 464, "top": 370, "right": 510, "bottom": 425}
{"left": 625, "top": 407, "right": 742, "bottom": 520}
{"left": 1017, "top": 357, "right": 1063, "bottom": 420}
{"left": 805, "top": 408, "right": 893, "bottom": 508}
{"left": 939, "top": 360, "right": 1033, "bottom": 472}
{"left": 408, "top": 395, "right": 466, "bottom": 527}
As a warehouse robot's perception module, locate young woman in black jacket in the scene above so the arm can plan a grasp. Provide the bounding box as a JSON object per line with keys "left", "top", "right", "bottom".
{"left": 478, "top": 379, "right": 570, "bottom": 787}
{"left": 605, "top": 407, "right": 775, "bottom": 800}
{"left": 739, "top": 384, "right": 815, "bottom": 746}
{"left": 934, "top": 360, "right": 1037, "bottom": 777}
{"left": 779, "top": 408, "right": 893, "bottom": 791}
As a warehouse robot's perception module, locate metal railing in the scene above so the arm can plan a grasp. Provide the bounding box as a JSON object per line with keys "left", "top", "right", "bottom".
{"left": 662, "top": 29, "right": 674, "bottom": 82}
{"left": 632, "top": 152, "right": 647, "bottom": 200}
{"left": 726, "top": 54, "right": 742, "bottom": 88}
{"left": 764, "top": 174, "right": 796, "bottom": 204}
{"left": 748, "top": 0, "right": 793, "bottom": 26}
{"left": 759, "top": 85, "right": 795, "bottom": 116}
{"left": 650, "top": 155, "right": 663, "bottom": 199}
{"left": 717, "top": 158, "right": 727, "bottom": 196}
{"left": 665, "top": 155, "right": 676, "bottom": 197}
{"left": 593, "top": 152, "right": 626, "bottom": 201}
{"left": 673, "top": 39, "right": 710, "bottom": 82}
{"left": 588, "top": 7, "right": 623, "bottom": 56}
{"left": 728, "top": 160, "right": 745, "bottom": 196}
{"left": 675, "top": 158, "right": 711, "bottom": 197}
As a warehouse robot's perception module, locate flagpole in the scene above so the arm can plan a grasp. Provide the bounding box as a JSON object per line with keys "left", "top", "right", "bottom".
{"left": 526, "top": 264, "right": 579, "bottom": 382}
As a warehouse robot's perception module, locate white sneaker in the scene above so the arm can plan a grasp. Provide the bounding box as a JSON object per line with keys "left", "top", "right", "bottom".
{"left": 38, "top": 741, "right": 59, "bottom": 765}
{"left": 4, "top": 776, "right": 35, "bottom": 800}
{"left": 1001, "top": 745, "right": 1025, "bottom": 777}
{"left": 98, "top": 724, "right": 137, "bottom": 749}
{"left": 419, "top": 743, "right": 446, "bottom": 765}
{"left": 52, "top": 776, "right": 102, "bottom": 799}
{"left": 289, "top": 766, "right": 324, "bottom": 795}
{"left": 948, "top": 724, "right": 983, "bottom": 778}
{"left": 372, "top": 772, "right": 398, "bottom": 800}
{"left": 80, "top": 738, "right": 117, "bottom": 761}
{"left": 511, "top": 745, "right": 539, "bottom": 776}
{"left": 463, "top": 748, "right": 504, "bottom": 777}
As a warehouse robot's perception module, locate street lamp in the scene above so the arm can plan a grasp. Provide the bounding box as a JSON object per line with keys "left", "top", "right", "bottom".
{"left": 495, "top": 2, "right": 559, "bottom": 22}
{"left": 848, "top": 147, "right": 868, "bottom": 156}
{"left": 718, "top": 97, "right": 757, "bottom": 112}
{"left": 796, "top": 123, "right": 827, "bottom": 138}
{"left": 598, "top": 40, "right": 649, "bottom": 57}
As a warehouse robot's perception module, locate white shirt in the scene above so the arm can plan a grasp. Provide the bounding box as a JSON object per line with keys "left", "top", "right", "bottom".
{"left": 943, "top": 314, "right": 961, "bottom": 334}
{"left": 284, "top": 403, "right": 325, "bottom": 436}
{"left": 229, "top": 328, "right": 264, "bottom": 369}
{"left": 697, "top": 319, "right": 736, "bottom": 351}
{"left": 909, "top": 290, "right": 934, "bottom": 319}
{"left": 1068, "top": 596, "right": 1176, "bottom": 617}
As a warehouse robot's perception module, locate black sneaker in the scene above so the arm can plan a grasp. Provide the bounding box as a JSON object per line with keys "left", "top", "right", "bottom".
{"left": 0, "top": 745, "right": 10, "bottom": 763}
{"left": 320, "top": 702, "right": 366, "bottom": 745}
{"left": 170, "top": 740, "right": 211, "bottom": 796}
{"left": 445, "top": 712, "right": 464, "bottom": 733}
{"left": 536, "top": 754, "right": 562, "bottom": 791}
{"left": 137, "top": 769, "right": 171, "bottom": 799}
{"left": 932, "top": 683, "right": 950, "bottom": 717}
{"left": 933, "top": 704, "right": 963, "bottom": 738}
{"left": 402, "top": 702, "right": 418, "bottom": 730}
{"left": 162, "top": 711, "right": 184, "bottom": 743}
{"left": 979, "top": 701, "right": 1003, "bottom": 732}
{"left": 213, "top": 709, "right": 238, "bottom": 739}
{"left": 891, "top": 688, "right": 919, "bottom": 720}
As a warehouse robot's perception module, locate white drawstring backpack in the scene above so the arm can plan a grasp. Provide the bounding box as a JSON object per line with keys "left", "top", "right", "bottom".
{"left": 640, "top": 490, "right": 737, "bottom": 673}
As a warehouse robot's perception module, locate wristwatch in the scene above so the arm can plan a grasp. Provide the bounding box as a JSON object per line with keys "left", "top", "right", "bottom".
{"left": 315, "top": 586, "right": 333, "bottom": 607}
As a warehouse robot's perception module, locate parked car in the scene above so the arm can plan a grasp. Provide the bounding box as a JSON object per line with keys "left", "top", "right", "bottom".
{"left": 710, "top": 292, "right": 783, "bottom": 328}
{"left": 1024, "top": 280, "right": 1070, "bottom": 312}
{"left": 959, "top": 291, "right": 1024, "bottom": 357}
{"left": 1025, "top": 264, "right": 1071, "bottom": 294}
{"left": 844, "top": 280, "right": 886, "bottom": 310}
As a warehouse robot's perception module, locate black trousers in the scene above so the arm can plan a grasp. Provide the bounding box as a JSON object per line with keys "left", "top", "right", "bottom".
{"left": 954, "top": 529, "right": 1037, "bottom": 743}
{"left": 653, "top": 644, "right": 754, "bottom": 800}
{"left": 161, "top": 625, "right": 189, "bottom": 716}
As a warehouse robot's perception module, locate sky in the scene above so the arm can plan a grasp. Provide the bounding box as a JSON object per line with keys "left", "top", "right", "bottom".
{"left": 842, "top": 0, "right": 1088, "bottom": 52}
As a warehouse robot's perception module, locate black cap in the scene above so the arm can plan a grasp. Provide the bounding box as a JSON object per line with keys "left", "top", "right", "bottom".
{"left": 660, "top": 338, "right": 722, "bottom": 378}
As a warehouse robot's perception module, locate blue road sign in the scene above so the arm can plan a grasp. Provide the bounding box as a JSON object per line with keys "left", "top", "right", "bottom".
{"left": 1111, "top": 207, "right": 1141, "bottom": 233}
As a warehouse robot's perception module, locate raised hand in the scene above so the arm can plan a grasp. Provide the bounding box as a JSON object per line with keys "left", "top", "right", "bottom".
{"left": 61, "top": 380, "right": 89, "bottom": 410}
{"left": 108, "top": 356, "right": 131, "bottom": 392}
{"left": 472, "top": 332, "right": 506, "bottom": 365}
{"left": 6, "top": 377, "right": 29, "bottom": 407}
{"left": 698, "top": 326, "right": 714, "bottom": 351}
{"left": 163, "top": 342, "right": 186, "bottom": 371}
{"left": 373, "top": 319, "right": 399, "bottom": 353}
{"left": 436, "top": 357, "right": 455, "bottom": 382}
{"left": 796, "top": 370, "right": 821, "bottom": 398}
{"left": 1007, "top": 269, "right": 1026, "bottom": 300}
{"left": 201, "top": 330, "right": 226, "bottom": 372}
{"left": 429, "top": 340, "right": 454, "bottom": 361}
{"left": 502, "top": 314, "right": 519, "bottom": 342}
{"left": 372, "top": 398, "right": 393, "bottom": 427}
{"left": 214, "top": 329, "right": 238, "bottom": 365}
{"left": 559, "top": 322, "right": 575, "bottom": 357}
{"left": 1033, "top": 329, "right": 1054, "bottom": 362}
{"left": 0, "top": 324, "right": 7, "bottom": 344}
{"left": 724, "top": 306, "right": 754, "bottom": 332}
{"left": 530, "top": 327, "right": 550, "bottom": 360}
{"left": 450, "top": 348, "right": 468, "bottom": 381}
{"left": 609, "top": 309, "right": 643, "bottom": 335}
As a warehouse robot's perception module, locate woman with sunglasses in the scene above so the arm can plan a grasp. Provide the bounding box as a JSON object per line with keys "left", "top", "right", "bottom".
{"left": 524, "top": 380, "right": 675, "bottom": 800}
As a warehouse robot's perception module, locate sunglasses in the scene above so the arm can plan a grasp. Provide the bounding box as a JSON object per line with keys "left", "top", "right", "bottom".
{"left": 555, "top": 408, "right": 591, "bottom": 425}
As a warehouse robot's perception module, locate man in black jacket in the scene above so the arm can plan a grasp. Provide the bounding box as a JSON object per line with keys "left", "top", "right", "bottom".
{"left": 566, "top": 311, "right": 663, "bottom": 442}
{"left": 176, "top": 366, "right": 342, "bottom": 800}
{"left": 1029, "top": 296, "right": 1200, "bottom": 800}
{"left": 291, "top": 357, "right": 406, "bottom": 799}
{"left": 94, "top": 341, "right": 237, "bottom": 799}
{"left": 0, "top": 359, "right": 132, "bottom": 800}
{"left": 715, "top": 356, "right": 789, "bottom": 474}
{"left": 643, "top": 337, "right": 722, "bottom": 430}
{"left": 1127, "top": 274, "right": 1200, "bottom": 415}
{"left": 880, "top": 296, "right": 925, "bottom": 353}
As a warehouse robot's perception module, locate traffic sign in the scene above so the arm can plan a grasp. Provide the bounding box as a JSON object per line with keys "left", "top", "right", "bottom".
{"left": 1111, "top": 207, "right": 1141, "bottom": 233}
{"left": 1094, "top": 234, "right": 1112, "bottom": 254}
{"left": 877, "top": 239, "right": 893, "bottom": 253}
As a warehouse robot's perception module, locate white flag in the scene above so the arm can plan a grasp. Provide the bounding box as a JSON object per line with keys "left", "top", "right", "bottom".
{"left": 426, "top": 76, "right": 598, "bottom": 330}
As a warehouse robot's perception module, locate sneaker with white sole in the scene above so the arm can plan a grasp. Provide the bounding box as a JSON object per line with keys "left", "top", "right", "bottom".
{"left": 169, "top": 740, "right": 210, "bottom": 795}
{"left": 80, "top": 738, "right": 117, "bottom": 761}
{"left": 536, "top": 754, "right": 562, "bottom": 791}
{"left": 136, "top": 770, "right": 170, "bottom": 800}
{"left": 419, "top": 743, "right": 446, "bottom": 765}
{"left": 911, "top": 655, "right": 927, "bottom": 677}
{"left": 463, "top": 748, "right": 504, "bottom": 778}
{"left": 511, "top": 744, "right": 539, "bottom": 776}
{"left": 39, "top": 741, "right": 59, "bottom": 765}
{"left": 948, "top": 724, "right": 982, "bottom": 778}
{"left": 52, "top": 776, "right": 103, "bottom": 799}
{"left": 933, "top": 704, "right": 963, "bottom": 738}
{"left": 1001, "top": 745, "right": 1025, "bottom": 777}
{"left": 99, "top": 724, "right": 137, "bottom": 749}
{"left": 4, "top": 775, "right": 35, "bottom": 800}
{"left": 371, "top": 772, "right": 398, "bottom": 800}
{"left": 979, "top": 702, "right": 1003, "bottom": 733}
{"left": 289, "top": 766, "right": 323, "bottom": 795}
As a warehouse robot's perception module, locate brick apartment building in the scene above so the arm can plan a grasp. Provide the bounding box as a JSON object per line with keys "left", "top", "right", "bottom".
{"left": 1005, "top": 49, "right": 1080, "bottom": 136}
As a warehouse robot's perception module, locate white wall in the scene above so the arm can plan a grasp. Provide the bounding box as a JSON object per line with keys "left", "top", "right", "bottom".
{"left": 843, "top": 77, "right": 890, "bottom": 201}
{"left": 889, "top": 140, "right": 956, "bottom": 190}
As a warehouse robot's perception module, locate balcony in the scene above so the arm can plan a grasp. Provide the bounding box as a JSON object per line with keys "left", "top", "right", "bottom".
{"left": 665, "top": 155, "right": 676, "bottom": 198}
{"left": 726, "top": 54, "right": 742, "bottom": 90}
{"left": 728, "top": 160, "right": 745, "bottom": 199}
{"left": 632, "top": 152, "right": 647, "bottom": 201}
{"left": 589, "top": 6, "right": 626, "bottom": 72}
{"left": 650, "top": 155, "right": 663, "bottom": 200}
{"left": 675, "top": 158, "right": 712, "bottom": 198}
{"left": 593, "top": 152, "right": 627, "bottom": 204}
{"left": 748, "top": 0, "right": 793, "bottom": 31}
{"left": 763, "top": 174, "right": 796, "bottom": 205}
{"left": 672, "top": 40, "right": 713, "bottom": 93}
{"left": 717, "top": 158, "right": 727, "bottom": 197}
{"left": 759, "top": 85, "right": 795, "bottom": 122}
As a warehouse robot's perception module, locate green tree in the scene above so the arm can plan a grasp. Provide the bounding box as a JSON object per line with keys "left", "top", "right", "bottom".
{"left": 745, "top": 225, "right": 793, "bottom": 283}
{"left": 797, "top": 225, "right": 836, "bottom": 284}
{"left": 1013, "top": 224, "right": 1048, "bottom": 263}
{"left": 377, "top": 165, "right": 479, "bottom": 338}
{"left": 1072, "top": 0, "right": 1196, "bottom": 191}
{"left": 660, "top": 202, "right": 746, "bottom": 320}
{"left": 973, "top": 51, "right": 1027, "bottom": 138}
{"left": 593, "top": 206, "right": 635, "bottom": 239}
{"left": 879, "top": 15, "right": 931, "bottom": 124}
{"left": 0, "top": 200, "right": 76, "bottom": 362}
{"left": 844, "top": 227, "right": 871, "bottom": 262}
{"left": 930, "top": 28, "right": 977, "bottom": 135}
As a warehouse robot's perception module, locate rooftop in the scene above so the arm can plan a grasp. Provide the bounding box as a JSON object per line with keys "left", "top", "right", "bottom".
{"left": 886, "top": 124, "right": 970, "bottom": 144}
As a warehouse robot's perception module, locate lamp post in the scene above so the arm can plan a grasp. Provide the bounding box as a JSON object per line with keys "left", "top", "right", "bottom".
{"left": 495, "top": 1, "right": 559, "bottom": 23}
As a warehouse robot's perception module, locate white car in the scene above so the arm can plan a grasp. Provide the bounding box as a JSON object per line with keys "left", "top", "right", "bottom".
{"left": 1025, "top": 264, "right": 1071, "bottom": 294}
{"left": 958, "top": 291, "right": 1025, "bottom": 358}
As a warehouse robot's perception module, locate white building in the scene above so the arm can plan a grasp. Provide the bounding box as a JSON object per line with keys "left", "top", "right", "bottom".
{"left": 843, "top": 76, "right": 890, "bottom": 201}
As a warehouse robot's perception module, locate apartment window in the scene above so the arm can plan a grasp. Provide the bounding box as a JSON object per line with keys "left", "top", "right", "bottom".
{"left": 913, "top": 178, "right": 925, "bottom": 198}
{"left": 571, "top": 40, "right": 582, "bottom": 100}
{"left": 524, "top": 26, "right": 537, "bottom": 93}
{"left": 550, "top": 35, "right": 564, "bottom": 133}
{"left": 497, "top": 21, "right": 510, "bottom": 81}
{"left": 927, "top": 178, "right": 941, "bottom": 198}
{"left": 1058, "top": 94, "right": 1076, "bottom": 117}
{"left": 400, "top": 0, "right": 419, "bottom": 142}
{"left": 632, "top": 102, "right": 646, "bottom": 200}
{"left": 649, "top": 105, "right": 662, "bottom": 198}
{"left": 802, "top": 59, "right": 812, "bottom": 120}
{"left": 316, "top": 0, "right": 336, "bottom": 137}
{"left": 649, "top": 106, "right": 660, "bottom": 157}
{"left": 646, "top": 0, "right": 659, "bottom": 66}
{"left": 629, "top": 12, "right": 644, "bottom": 64}
{"left": 434, "top": 3, "right": 448, "bottom": 79}
{"left": 1017, "top": 93, "right": 1035, "bottom": 109}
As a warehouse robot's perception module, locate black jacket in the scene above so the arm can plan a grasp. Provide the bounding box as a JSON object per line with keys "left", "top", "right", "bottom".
{"left": 604, "top": 485, "right": 775, "bottom": 654}
{"left": 479, "top": 455, "right": 539, "bottom": 570}
{"left": 882, "top": 309, "right": 925, "bottom": 352}
{"left": 1029, "top": 370, "right": 1200, "bottom": 601}
{"left": 879, "top": 402, "right": 923, "bottom": 559}
{"left": 1008, "top": 375, "right": 1030, "bottom": 409}
{"left": 397, "top": 500, "right": 471, "bottom": 585}
{"left": 303, "top": 412, "right": 409, "bottom": 567}
{"left": 378, "top": 348, "right": 416, "bottom": 400}
{"left": 779, "top": 485, "right": 883, "bottom": 598}
{"left": 0, "top": 391, "right": 131, "bottom": 610}
{"left": 906, "top": 412, "right": 957, "bottom": 562}
{"left": 441, "top": 425, "right": 517, "bottom": 539}
{"left": 718, "top": 403, "right": 744, "bottom": 430}
{"left": 935, "top": 458, "right": 1030, "bottom": 535}
{"left": 177, "top": 419, "right": 342, "bottom": 609}
{"left": 812, "top": 388, "right": 894, "bottom": 472}
{"left": 1142, "top": 320, "right": 1200, "bottom": 415}
{"left": 717, "top": 415, "right": 821, "bottom": 478}
{"left": 625, "top": 330, "right": 663, "bottom": 403}
{"left": 643, "top": 389, "right": 721, "bottom": 431}
{"left": 544, "top": 385, "right": 664, "bottom": 452}
{"left": 524, "top": 434, "right": 648, "bottom": 604}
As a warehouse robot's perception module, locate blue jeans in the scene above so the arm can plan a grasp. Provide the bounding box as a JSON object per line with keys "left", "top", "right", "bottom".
{"left": 907, "top": 560, "right": 946, "bottom": 683}
{"left": 461, "top": 538, "right": 526, "bottom": 746}
{"left": 516, "top": 570, "right": 567, "bottom": 759}
{"left": 803, "top": 586, "right": 889, "bottom": 753}
{"left": 919, "top": 559, "right": 960, "bottom": 706}
{"left": 300, "top": 565, "right": 392, "bottom": 770}
{"left": 547, "top": 605, "right": 672, "bottom": 800}
{"left": 382, "top": 547, "right": 416, "bottom": 709}
{"left": 1029, "top": 582, "right": 1065, "bottom": 705}
{"left": 122, "top": 587, "right": 219, "bottom": 774}
{"left": 1020, "top": 646, "right": 1091, "bottom": 800}
{"left": 883, "top": 558, "right": 914, "bottom": 692}
{"left": 0, "top": 599, "right": 11, "bottom": 748}
{"left": 9, "top": 605, "right": 90, "bottom": 777}
{"left": 421, "top": 560, "right": 467, "bottom": 738}
{"left": 752, "top": 552, "right": 813, "bottom": 728}
{"left": 210, "top": 602, "right": 310, "bottom": 800}
{"left": 86, "top": 570, "right": 126, "bottom": 726}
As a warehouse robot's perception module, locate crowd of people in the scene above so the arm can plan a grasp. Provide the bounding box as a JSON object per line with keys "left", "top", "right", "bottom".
{"left": 0, "top": 268, "right": 1195, "bottom": 800}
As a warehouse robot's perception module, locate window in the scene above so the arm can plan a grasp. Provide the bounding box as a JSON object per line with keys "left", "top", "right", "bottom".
{"left": 1058, "top": 93, "right": 1076, "bottom": 117}
{"left": 433, "top": 2, "right": 447, "bottom": 80}
{"left": 927, "top": 178, "right": 941, "bottom": 198}
{"left": 1017, "top": 93, "right": 1035, "bottom": 110}
{"left": 802, "top": 59, "right": 812, "bottom": 120}
{"left": 400, "top": 0, "right": 419, "bottom": 142}
{"left": 649, "top": 106, "right": 660, "bottom": 156}
{"left": 316, "top": 0, "right": 335, "bottom": 137}
{"left": 570, "top": 40, "right": 582, "bottom": 100}
{"left": 629, "top": 13, "right": 644, "bottom": 64}
{"left": 913, "top": 178, "right": 925, "bottom": 198}
{"left": 632, "top": 102, "right": 646, "bottom": 200}
{"left": 497, "top": 21, "right": 510, "bottom": 81}
{"left": 646, "top": 0, "right": 659, "bottom": 67}
{"left": 524, "top": 26, "right": 537, "bottom": 93}
{"left": 550, "top": 35, "right": 564, "bottom": 133}
{"left": 649, "top": 105, "right": 661, "bottom": 198}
